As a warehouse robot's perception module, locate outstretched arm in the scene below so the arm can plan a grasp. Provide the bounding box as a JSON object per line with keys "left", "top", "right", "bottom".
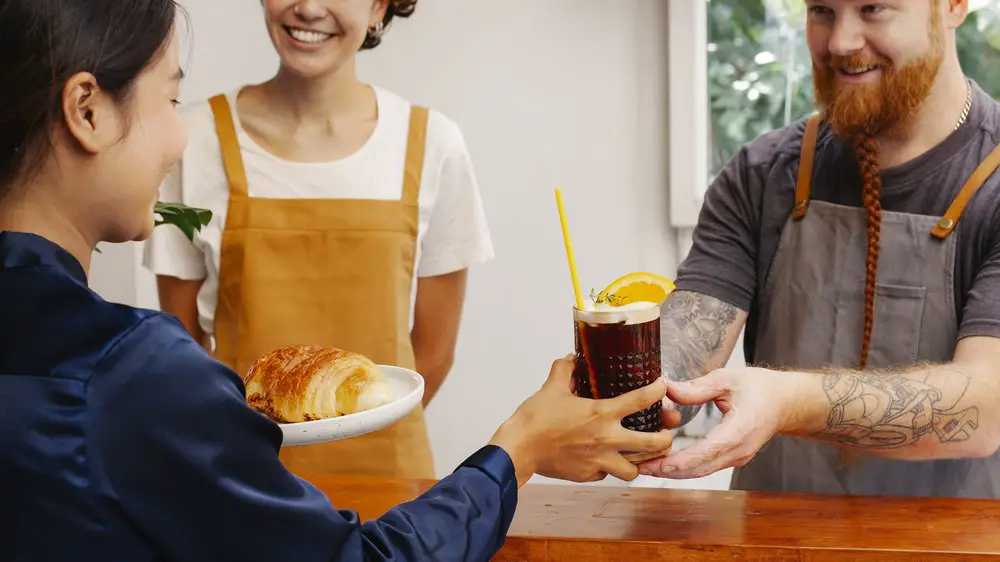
{"left": 792, "top": 336, "right": 998, "bottom": 460}
{"left": 641, "top": 336, "right": 1000, "bottom": 479}
{"left": 94, "top": 317, "right": 518, "bottom": 562}
{"left": 660, "top": 290, "right": 747, "bottom": 426}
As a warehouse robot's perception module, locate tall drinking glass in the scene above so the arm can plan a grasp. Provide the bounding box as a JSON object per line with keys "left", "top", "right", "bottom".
{"left": 573, "top": 301, "right": 666, "bottom": 463}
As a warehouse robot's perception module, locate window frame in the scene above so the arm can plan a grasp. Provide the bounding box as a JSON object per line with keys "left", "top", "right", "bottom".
{"left": 667, "top": 0, "right": 709, "bottom": 228}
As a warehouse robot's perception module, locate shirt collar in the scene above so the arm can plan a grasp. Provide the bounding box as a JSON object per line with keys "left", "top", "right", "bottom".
{"left": 0, "top": 231, "right": 88, "bottom": 285}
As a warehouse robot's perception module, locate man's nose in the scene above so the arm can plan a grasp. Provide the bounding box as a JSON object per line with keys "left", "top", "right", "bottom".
{"left": 828, "top": 16, "right": 866, "bottom": 57}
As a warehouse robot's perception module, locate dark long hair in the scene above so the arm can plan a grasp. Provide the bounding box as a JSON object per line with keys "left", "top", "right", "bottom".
{"left": 0, "top": 0, "right": 181, "bottom": 195}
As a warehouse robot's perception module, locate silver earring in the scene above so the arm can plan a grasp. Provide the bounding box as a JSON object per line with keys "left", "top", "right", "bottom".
{"left": 368, "top": 21, "right": 384, "bottom": 37}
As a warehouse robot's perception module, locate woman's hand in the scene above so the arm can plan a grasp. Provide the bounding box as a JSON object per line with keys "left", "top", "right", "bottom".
{"left": 489, "top": 356, "right": 674, "bottom": 487}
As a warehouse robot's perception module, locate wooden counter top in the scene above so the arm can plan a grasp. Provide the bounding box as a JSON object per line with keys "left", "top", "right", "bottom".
{"left": 302, "top": 473, "right": 1000, "bottom": 560}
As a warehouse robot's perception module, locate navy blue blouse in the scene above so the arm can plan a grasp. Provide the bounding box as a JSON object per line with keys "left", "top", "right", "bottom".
{"left": 0, "top": 231, "right": 517, "bottom": 562}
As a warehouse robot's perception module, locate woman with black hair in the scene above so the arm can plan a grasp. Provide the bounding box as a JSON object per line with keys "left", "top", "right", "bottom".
{"left": 0, "top": 3, "right": 673, "bottom": 558}
{"left": 143, "top": 0, "right": 482, "bottom": 479}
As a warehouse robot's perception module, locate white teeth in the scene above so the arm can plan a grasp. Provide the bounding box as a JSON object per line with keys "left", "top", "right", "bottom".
{"left": 843, "top": 65, "right": 879, "bottom": 75}
{"left": 287, "top": 28, "right": 332, "bottom": 44}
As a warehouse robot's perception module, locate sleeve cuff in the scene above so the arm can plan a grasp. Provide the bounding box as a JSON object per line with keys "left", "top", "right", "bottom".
{"left": 456, "top": 444, "right": 519, "bottom": 537}
{"left": 958, "top": 319, "right": 1000, "bottom": 340}
{"left": 417, "top": 246, "right": 495, "bottom": 279}
{"left": 140, "top": 236, "right": 208, "bottom": 281}
{"left": 672, "top": 277, "right": 752, "bottom": 313}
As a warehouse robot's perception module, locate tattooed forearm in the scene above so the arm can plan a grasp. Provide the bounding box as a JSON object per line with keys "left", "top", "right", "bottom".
{"left": 660, "top": 291, "right": 743, "bottom": 426}
{"left": 815, "top": 365, "right": 979, "bottom": 449}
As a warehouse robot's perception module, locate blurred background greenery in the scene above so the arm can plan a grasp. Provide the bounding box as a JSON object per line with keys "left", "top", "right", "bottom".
{"left": 708, "top": 0, "right": 1000, "bottom": 174}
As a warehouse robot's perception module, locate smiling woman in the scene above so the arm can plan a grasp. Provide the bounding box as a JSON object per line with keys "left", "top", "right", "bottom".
{"left": 143, "top": 0, "right": 495, "bottom": 481}
{"left": 261, "top": 0, "right": 416, "bottom": 50}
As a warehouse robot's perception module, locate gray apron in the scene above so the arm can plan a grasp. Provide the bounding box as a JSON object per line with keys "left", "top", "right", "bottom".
{"left": 731, "top": 115, "right": 1000, "bottom": 498}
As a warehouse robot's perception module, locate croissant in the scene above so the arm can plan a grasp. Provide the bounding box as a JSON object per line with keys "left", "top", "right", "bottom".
{"left": 244, "top": 345, "right": 395, "bottom": 423}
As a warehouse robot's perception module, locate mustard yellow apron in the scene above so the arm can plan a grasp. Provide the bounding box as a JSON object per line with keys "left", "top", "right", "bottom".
{"left": 207, "top": 94, "right": 435, "bottom": 479}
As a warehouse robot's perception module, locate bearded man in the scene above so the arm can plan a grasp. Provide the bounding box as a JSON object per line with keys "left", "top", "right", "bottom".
{"left": 642, "top": 0, "right": 1000, "bottom": 498}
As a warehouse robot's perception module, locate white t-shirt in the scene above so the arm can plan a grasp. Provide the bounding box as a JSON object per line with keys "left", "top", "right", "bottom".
{"left": 142, "top": 86, "right": 494, "bottom": 336}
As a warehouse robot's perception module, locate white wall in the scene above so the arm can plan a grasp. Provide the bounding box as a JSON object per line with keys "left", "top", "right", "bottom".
{"left": 90, "top": 0, "right": 687, "bottom": 483}
{"left": 89, "top": 243, "right": 139, "bottom": 306}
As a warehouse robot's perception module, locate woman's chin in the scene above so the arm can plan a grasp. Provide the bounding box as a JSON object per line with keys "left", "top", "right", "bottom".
{"left": 133, "top": 218, "right": 156, "bottom": 242}
{"left": 274, "top": 47, "right": 352, "bottom": 81}
{"left": 103, "top": 218, "right": 155, "bottom": 245}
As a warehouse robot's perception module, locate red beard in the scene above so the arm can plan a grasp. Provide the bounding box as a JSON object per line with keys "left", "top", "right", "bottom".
{"left": 813, "top": 21, "right": 944, "bottom": 140}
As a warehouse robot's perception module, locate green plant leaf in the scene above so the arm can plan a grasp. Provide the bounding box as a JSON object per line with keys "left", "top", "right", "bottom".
{"left": 154, "top": 201, "right": 213, "bottom": 241}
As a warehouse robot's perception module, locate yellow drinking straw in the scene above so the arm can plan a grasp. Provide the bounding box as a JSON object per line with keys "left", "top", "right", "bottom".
{"left": 554, "top": 188, "right": 585, "bottom": 310}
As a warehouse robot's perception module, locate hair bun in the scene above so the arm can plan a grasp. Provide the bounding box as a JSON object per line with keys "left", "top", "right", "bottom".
{"left": 391, "top": 0, "right": 417, "bottom": 18}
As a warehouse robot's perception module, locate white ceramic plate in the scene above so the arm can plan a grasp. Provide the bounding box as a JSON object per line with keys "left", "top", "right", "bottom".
{"left": 278, "top": 365, "right": 424, "bottom": 447}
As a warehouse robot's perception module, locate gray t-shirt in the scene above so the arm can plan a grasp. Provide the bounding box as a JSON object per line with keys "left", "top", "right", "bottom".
{"left": 676, "top": 81, "right": 1000, "bottom": 364}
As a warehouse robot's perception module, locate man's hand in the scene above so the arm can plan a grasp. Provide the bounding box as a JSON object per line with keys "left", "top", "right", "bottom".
{"left": 638, "top": 367, "right": 813, "bottom": 479}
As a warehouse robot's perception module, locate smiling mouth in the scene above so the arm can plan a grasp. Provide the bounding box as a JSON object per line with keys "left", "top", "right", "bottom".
{"left": 284, "top": 26, "right": 335, "bottom": 44}
{"left": 838, "top": 64, "right": 882, "bottom": 76}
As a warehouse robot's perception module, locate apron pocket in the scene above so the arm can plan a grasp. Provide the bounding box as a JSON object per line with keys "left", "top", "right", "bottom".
{"left": 869, "top": 283, "right": 926, "bottom": 368}
{"left": 833, "top": 282, "right": 926, "bottom": 368}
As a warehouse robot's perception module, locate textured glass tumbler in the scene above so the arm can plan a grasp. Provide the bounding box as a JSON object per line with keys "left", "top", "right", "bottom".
{"left": 573, "top": 303, "right": 664, "bottom": 463}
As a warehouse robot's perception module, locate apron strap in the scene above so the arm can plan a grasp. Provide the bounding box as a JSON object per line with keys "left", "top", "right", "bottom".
{"left": 208, "top": 94, "right": 250, "bottom": 199}
{"left": 931, "top": 142, "right": 1000, "bottom": 239}
{"left": 793, "top": 114, "right": 822, "bottom": 220}
{"left": 402, "top": 106, "right": 429, "bottom": 207}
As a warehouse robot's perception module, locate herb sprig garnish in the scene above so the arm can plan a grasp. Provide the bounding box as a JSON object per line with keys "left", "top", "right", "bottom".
{"left": 589, "top": 288, "right": 624, "bottom": 307}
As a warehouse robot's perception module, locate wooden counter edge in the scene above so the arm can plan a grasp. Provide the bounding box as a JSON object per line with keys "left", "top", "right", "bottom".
{"left": 494, "top": 538, "right": 1000, "bottom": 562}
{"left": 301, "top": 473, "right": 1000, "bottom": 561}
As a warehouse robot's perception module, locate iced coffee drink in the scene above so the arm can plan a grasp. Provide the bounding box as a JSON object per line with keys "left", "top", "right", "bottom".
{"left": 573, "top": 300, "right": 664, "bottom": 463}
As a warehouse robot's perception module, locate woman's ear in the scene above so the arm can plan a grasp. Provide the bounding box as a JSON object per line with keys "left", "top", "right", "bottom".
{"left": 370, "top": 0, "right": 390, "bottom": 26}
{"left": 60, "top": 72, "right": 122, "bottom": 154}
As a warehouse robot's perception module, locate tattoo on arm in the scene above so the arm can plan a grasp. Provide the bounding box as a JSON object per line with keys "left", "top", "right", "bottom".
{"left": 660, "top": 291, "right": 740, "bottom": 426}
{"left": 816, "top": 366, "right": 979, "bottom": 449}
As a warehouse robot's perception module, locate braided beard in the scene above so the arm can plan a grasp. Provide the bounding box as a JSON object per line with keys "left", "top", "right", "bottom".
{"left": 854, "top": 137, "right": 882, "bottom": 370}
{"left": 835, "top": 137, "right": 882, "bottom": 469}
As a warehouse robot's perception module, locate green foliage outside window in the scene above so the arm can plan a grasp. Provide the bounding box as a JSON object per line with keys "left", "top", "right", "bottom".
{"left": 708, "top": 0, "right": 1000, "bottom": 174}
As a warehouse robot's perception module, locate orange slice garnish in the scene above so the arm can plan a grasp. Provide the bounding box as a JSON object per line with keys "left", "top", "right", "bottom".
{"left": 597, "top": 272, "right": 675, "bottom": 306}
